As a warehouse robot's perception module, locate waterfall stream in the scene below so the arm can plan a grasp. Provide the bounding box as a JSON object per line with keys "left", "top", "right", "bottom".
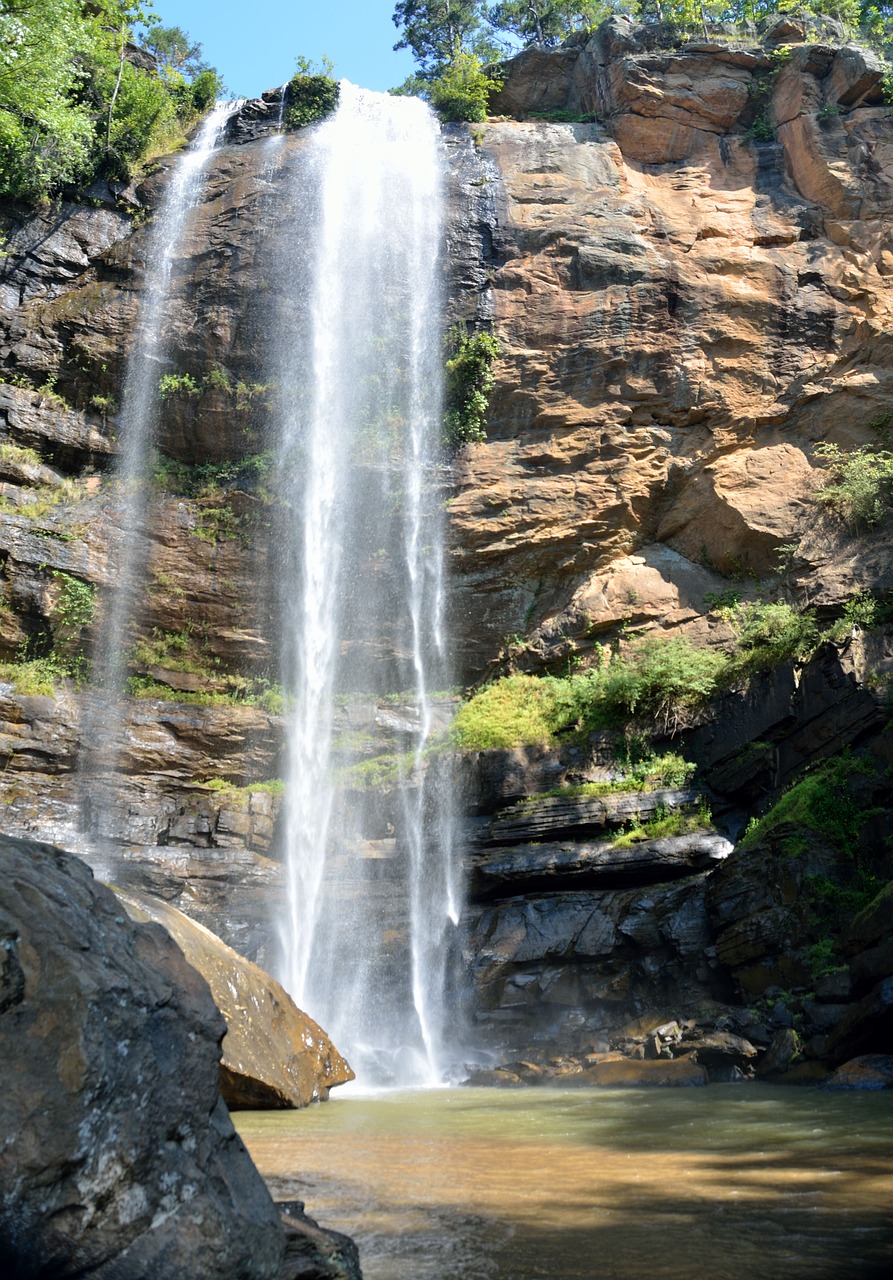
{"left": 274, "top": 85, "right": 458, "bottom": 1086}
{"left": 78, "top": 103, "right": 237, "bottom": 859}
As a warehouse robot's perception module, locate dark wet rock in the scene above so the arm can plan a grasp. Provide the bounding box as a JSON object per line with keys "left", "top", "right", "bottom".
{"left": 480, "top": 788, "right": 703, "bottom": 846}
{"left": 465, "top": 870, "right": 727, "bottom": 1061}
{"left": 826, "top": 976, "right": 893, "bottom": 1065}
{"left": 801, "top": 998, "right": 851, "bottom": 1035}
{"left": 686, "top": 1030, "right": 758, "bottom": 1073}
{"left": 851, "top": 940, "right": 893, "bottom": 996}
{"left": 814, "top": 969, "right": 853, "bottom": 1002}
{"left": 706, "top": 830, "right": 840, "bottom": 996}
{"left": 846, "top": 880, "right": 893, "bottom": 952}
{"left": 459, "top": 745, "right": 569, "bottom": 813}
{"left": 470, "top": 830, "right": 731, "bottom": 898}
{"left": 116, "top": 889, "right": 354, "bottom": 1108}
{"left": 226, "top": 95, "right": 284, "bottom": 145}
{"left": 0, "top": 833, "right": 284, "bottom": 1278}
{"left": 277, "top": 1204, "right": 363, "bottom": 1280}
{"left": 757, "top": 1027, "right": 801, "bottom": 1076}
{"left": 686, "top": 641, "right": 889, "bottom": 801}
{"left": 825, "top": 1054, "right": 893, "bottom": 1090}
{"left": 0, "top": 198, "right": 133, "bottom": 308}
{"left": 774, "top": 1059, "right": 831, "bottom": 1084}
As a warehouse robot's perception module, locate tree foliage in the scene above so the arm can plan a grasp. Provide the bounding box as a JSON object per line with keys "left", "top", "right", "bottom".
{"left": 0, "top": 0, "right": 222, "bottom": 202}
{"left": 485, "top": 2, "right": 611, "bottom": 47}
{"left": 393, "top": 1, "right": 497, "bottom": 76}
{"left": 430, "top": 44, "right": 504, "bottom": 118}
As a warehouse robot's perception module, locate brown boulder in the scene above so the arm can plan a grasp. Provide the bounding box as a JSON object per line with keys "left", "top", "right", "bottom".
{"left": 115, "top": 888, "right": 354, "bottom": 1108}
{"left": 657, "top": 444, "right": 817, "bottom": 577}
{"left": 586, "top": 1056, "right": 707, "bottom": 1087}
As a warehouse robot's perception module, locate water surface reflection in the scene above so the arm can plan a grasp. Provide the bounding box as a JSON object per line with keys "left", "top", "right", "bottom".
{"left": 235, "top": 1085, "right": 893, "bottom": 1279}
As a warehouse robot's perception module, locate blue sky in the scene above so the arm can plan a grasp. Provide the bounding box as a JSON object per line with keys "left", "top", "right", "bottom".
{"left": 152, "top": 1, "right": 419, "bottom": 98}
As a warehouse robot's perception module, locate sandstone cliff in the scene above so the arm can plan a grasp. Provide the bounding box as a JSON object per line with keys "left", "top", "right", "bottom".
{"left": 447, "top": 15, "right": 893, "bottom": 676}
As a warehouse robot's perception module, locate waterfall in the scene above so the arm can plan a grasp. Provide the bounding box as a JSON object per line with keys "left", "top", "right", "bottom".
{"left": 78, "top": 103, "right": 237, "bottom": 858}
{"left": 274, "top": 84, "right": 458, "bottom": 1086}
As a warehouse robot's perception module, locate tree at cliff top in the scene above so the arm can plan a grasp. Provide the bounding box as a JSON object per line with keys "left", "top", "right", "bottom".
{"left": 485, "top": 2, "right": 612, "bottom": 47}
{"left": 393, "top": 0, "right": 502, "bottom": 76}
{"left": 0, "top": 0, "right": 222, "bottom": 202}
{"left": 395, "top": 0, "right": 891, "bottom": 63}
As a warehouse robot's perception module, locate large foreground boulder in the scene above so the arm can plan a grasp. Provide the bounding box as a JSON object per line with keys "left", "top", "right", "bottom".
{"left": 115, "top": 888, "right": 354, "bottom": 1108}
{"left": 0, "top": 834, "right": 286, "bottom": 1278}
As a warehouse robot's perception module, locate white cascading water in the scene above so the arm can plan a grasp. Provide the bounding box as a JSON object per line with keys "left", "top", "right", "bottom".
{"left": 275, "top": 84, "right": 457, "bottom": 1086}
{"left": 79, "top": 103, "right": 238, "bottom": 856}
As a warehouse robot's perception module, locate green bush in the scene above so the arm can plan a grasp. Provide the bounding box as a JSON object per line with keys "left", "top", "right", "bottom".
{"left": 50, "top": 570, "right": 96, "bottom": 680}
{"left": 285, "top": 57, "right": 340, "bottom": 129}
{"left": 613, "top": 802, "right": 713, "bottom": 850}
{"left": 591, "top": 636, "right": 727, "bottom": 734}
{"left": 739, "top": 751, "right": 880, "bottom": 857}
{"left": 443, "top": 325, "right": 499, "bottom": 450}
{"left": 814, "top": 443, "right": 893, "bottom": 530}
{"left": 158, "top": 372, "right": 201, "bottom": 400}
{"left": 728, "top": 601, "right": 819, "bottom": 673}
{"left": 451, "top": 635, "right": 727, "bottom": 748}
{"left": 450, "top": 673, "right": 562, "bottom": 748}
{"left": 429, "top": 48, "right": 501, "bottom": 123}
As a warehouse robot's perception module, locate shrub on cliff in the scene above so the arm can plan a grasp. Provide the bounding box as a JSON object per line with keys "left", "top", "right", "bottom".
{"left": 727, "top": 600, "right": 820, "bottom": 673}
{"left": 813, "top": 442, "right": 893, "bottom": 530}
{"left": 285, "top": 56, "right": 340, "bottom": 128}
{"left": 451, "top": 634, "right": 728, "bottom": 747}
{"left": 429, "top": 46, "right": 503, "bottom": 121}
{"left": 444, "top": 324, "right": 500, "bottom": 448}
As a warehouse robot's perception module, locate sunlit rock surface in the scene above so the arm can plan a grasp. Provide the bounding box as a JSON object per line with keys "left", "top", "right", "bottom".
{"left": 448, "top": 21, "right": 893, "bottom": 677}
{"left": 116, "top": 887, "right": 354, "bottom": 1108}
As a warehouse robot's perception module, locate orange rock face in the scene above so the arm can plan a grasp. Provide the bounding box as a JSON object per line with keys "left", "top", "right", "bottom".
{"left": 449, "top": 21, "right": 893, "bottom": 677}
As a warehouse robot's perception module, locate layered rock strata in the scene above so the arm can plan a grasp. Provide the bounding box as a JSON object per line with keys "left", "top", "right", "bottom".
{"left": 448, "top": 18, "right": 893, "bottom": 678}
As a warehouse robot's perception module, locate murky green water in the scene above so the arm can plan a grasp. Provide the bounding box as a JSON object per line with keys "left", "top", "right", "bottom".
{"left": 235, "top": 1085, "right": 893, "bottom": 1280}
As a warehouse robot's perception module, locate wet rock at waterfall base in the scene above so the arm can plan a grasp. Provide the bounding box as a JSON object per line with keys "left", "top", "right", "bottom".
{"left": 825, "top": 1055, "right": 893, "bottom": 1090}
{"left": 277, "top": 1202, "right": 363, "bottom": 1280}
{"left": 116, "top": 887, "right": 355, "bottom": 1108}
{"left": 0, "top": 834, "right": 285, "bottom": 1278}
{"left": 582, "top": 1056, "right": 709, "bottom": 1087}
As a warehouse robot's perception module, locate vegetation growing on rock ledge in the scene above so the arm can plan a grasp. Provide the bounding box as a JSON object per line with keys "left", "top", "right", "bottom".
{"left": 284, "top": 57, "right": 340, "bottom": 129}
{"left": 739, "top": 750, "right": 890, "bottom": 975}
{"left": 451, "top": 596, "right": 873, "bottom": 751}
{"left": 443, "top": 324, "right": 499, "bottom": 449}
{"left": 813, "top": 441, "right": 893, "bottom": 530}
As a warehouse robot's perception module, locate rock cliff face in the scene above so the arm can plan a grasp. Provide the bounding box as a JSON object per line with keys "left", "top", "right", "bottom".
{"left": 447, "top": 17, "right": 893, "bottom": 676}
{"left": 2, "top": 19, "right": 893, "bottom": 1080}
